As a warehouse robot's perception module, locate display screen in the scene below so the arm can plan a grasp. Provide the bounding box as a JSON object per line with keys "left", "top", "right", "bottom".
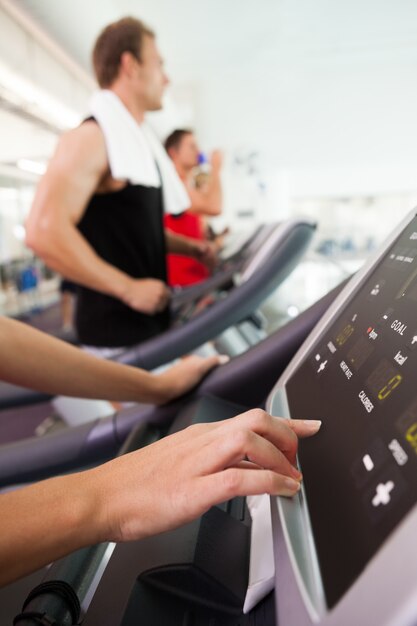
{"left": 286, "top": 214, "right": 417, "bottom": 608}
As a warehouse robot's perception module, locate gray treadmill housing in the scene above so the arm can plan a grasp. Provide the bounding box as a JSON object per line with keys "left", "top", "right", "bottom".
{"left": 267, "top": 208, "right": 417, "bottom": 626}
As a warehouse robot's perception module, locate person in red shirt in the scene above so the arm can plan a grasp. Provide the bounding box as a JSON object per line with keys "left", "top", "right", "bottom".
{"left": 165, "top": 129, "right": 223, "bottom": 286}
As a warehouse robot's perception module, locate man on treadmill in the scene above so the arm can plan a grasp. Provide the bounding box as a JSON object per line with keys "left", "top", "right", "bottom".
{"left": 26, "top": 16, "right": 217, "bottom": 355}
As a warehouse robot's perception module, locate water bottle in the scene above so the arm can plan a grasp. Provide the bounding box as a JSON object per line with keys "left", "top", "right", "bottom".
{"left": 193, "top": 152, "right": 211, "bottom": 189}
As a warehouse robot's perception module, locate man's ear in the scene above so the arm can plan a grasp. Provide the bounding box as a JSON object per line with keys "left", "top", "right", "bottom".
{"left": 119, "top": 51, "right": 139, "bottom": 78}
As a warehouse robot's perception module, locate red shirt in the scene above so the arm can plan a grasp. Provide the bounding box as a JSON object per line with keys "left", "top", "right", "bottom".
{"left": 165, "top": 211, "right": 210, "bottom": 286}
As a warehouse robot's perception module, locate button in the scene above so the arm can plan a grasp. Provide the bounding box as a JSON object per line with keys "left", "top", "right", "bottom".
{"left": 316, "top": 360, "right": 328, "bottom": 374}
{"left": 405, "top": 332, "right": 417, "bottom": 351}
{"left": 380, "top": 307, "right": 394, "bottom": 324}
{"left": 310, "top": 343, "right": 334, "bottom": 377}
{"left": 351, "top": 438, "right": 389, "bottom": 488}
{"left": 327, "top": 340, "right": 337, "bottom": 354}
{"left": 372, "top": 482, "right": 394, "bottom": 507}
{"left": 364, "top": 466, "right": 407, "bottom": 523}
{"left": 387, "top": 438, "right": 408, "bottom": 467}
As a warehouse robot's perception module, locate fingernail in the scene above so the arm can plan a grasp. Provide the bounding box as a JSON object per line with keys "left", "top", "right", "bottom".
{"left": 283, "top": 477, "right": 301, "bottom": 494}
{"left": 218, "top": 355, "right": 230, "bottom": 364}
{"left": 303, "top": 420, "right": 322, "bottom": 432}
{"left": 291, "top": 466, "right": 303, "bottom": 480}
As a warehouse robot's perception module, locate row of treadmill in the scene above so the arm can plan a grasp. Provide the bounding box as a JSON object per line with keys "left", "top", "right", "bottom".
{"left": 2, "top": 210, "right": 417, "bottom": 625}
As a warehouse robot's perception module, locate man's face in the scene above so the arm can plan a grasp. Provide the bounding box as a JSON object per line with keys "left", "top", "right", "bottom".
{"left": 176, "top": 133, "right": 200, "bottom": 170}
{"left": 136, "top": 35, "right": 168, "bottom": 111}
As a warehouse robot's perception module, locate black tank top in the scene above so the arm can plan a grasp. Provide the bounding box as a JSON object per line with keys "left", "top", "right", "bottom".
{"left": 75, "top": 121, "right": 170, "bottom": 347}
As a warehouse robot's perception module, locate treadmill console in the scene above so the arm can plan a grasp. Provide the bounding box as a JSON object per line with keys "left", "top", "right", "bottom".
{"left": 268, "top": 210, "right": 417, "bottom": 624}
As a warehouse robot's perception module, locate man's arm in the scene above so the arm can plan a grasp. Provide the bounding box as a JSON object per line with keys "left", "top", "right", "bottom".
{"left": 26, "top": 122, "right": 169, "bottom": 314}
{"left": 0, "top": 410, "right": 320, "bottom": 585}
{"left": 165, "top": 230, "right": 218, "bottom": 271}
{"left": 186, "top": 150, "right": 223, "bottom": 216}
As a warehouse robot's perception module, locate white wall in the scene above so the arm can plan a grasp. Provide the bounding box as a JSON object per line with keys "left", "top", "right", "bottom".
{"left": 194, "top": 1, "right": 417, "bottom": 208}
{"left": 124, "top": 0, "right": 416, "bottom": 236}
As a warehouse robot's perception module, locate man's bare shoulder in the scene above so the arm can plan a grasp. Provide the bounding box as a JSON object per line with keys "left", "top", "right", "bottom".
{"left": 52, "top": 120, "right": 108, "bottom": 174}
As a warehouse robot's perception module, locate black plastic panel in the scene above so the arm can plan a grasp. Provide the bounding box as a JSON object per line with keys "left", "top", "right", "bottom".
{"left": 287, "top": 214, "right": 417, "bottom": 608}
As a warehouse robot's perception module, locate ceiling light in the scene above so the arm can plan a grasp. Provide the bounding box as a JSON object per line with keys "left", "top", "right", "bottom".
{"left": 0, "top": 59, "right": 81, "bottom": 130}
{"left": 17, "top": 159, "right": 47, "bottom": 176}
{"left": 287, "top": 305, "right": 299, "bottom": 318}
{"left": 13, "top": 224, "right": 26, "bottom": 241}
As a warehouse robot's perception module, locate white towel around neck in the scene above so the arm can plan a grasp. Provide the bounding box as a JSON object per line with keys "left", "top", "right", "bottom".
{"left": 89, "top": 90, "right": 190, "bottom": 215}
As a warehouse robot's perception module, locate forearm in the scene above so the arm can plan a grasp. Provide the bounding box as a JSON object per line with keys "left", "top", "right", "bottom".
{"left": 165, "top": 230, "right": 201, "bottom": 256}
{"left": 0, "top": 317, "right": 167, "bottom": 403}
{"left": 27, "top": 221, "right": 132, "bottom": 302}
{"left": 0, "top": 470, "right": 103, "bottom": 586}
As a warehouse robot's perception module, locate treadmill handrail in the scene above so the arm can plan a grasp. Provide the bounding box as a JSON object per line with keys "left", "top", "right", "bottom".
{"left": 166, "top": 224, "right": 274, "bottom": 311}
{"left": 170, "top": 263, "right": 237, "bottom": 310}
{"left": 117, "top": 218, "right": 316, "bottom": 370}
{"left": 168, "top": 224, "right": 270, "bottom": 310}
{"left": 0, "top": 382, "right": 50, "bottom": 410}
{"left": 0, "top": 263, "right": 238, "bottom": 411}
{"left": 0, "top": 223, "right": 279, "bottom": 410}
{"left": 0, "top": 400, "right": 183, "bottom": 488}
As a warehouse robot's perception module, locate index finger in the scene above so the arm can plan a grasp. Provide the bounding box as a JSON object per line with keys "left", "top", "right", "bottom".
{"left": 192, "top": 410, "right": 299, "bottom": 467}
{"left": 229, "top": 411, "right": 321, "bottom": 465}
{"left": 286, "top": 419, "right": 322, "bottom": 438}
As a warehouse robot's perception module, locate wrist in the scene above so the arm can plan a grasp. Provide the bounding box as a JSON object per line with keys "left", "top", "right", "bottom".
{"left": 82, "top": 466, "right": 116, "bottom": 544}
{"left": 191, "top": 240, "right": 204, "bottom": 260}
{"left": 126, "top": 367, "right": 170, "bottom": 405}
{"left": 49, "top": 471, "right": 107, "bottom": 548}
{"left": 117, "top": 274, "right": 135, "bottom": 305}
{"left": 152, "top": 371, "right": 177, "bottom": 404}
